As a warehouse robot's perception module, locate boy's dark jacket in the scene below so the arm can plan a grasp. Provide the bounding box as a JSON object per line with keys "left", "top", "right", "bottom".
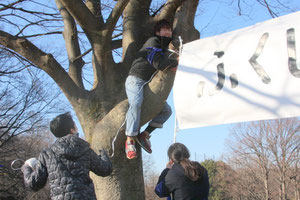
{"left": 129, "top": 35, "right": 178, "bottom": 81}
{"left": 155, "top": 163, "right": 209, "bottom": 200}
{"left": 22, "top": 134, "right": 112, "bottom": 200}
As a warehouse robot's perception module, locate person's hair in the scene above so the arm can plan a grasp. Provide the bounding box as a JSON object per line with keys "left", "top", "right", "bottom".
{"left": 50, "top": 112, "right": 75, "bottom": 138}
{"left": 168, "top": 143, "right": 205, "bottom": 182}
{"left": 154, "top": 19, "right": 172, "bottom": 34}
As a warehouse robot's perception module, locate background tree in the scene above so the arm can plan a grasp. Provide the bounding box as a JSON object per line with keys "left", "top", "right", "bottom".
{"left": 227, "top": 118, "right": 300, "bottom": 200}
{"left": 291, "top": 146, "right": 299, "bottom": 200}
{"left": 0, "top": 46, "right": 65, "bottom": 200}
{"left": 0, "top": 129, "right": 53, "bottom": 200}
{"left": 0, "top": 0, "right": 299, "bottom": 199}
{"left": 227, "top": 122, "right": 272, "bottom": 200}
{"left": 0, "top": 47, "right": 63, "bottom": 147}
{"left": 201, "top": 159, "right": 218, "bottom": 199}
{"left": 201, "top": 159, "right": 236, "bottom": 200}
{"left": 264, "top": 118, "right": 300, "bottom": 200}
{"left": 143, "top": 155, "right": 160, "bottom": 200}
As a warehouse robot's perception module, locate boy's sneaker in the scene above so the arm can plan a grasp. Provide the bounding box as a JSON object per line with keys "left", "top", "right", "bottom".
{"left": 125, "top": 138, "right": 137, "bottom": 159}
{"left": 135, "top": 131, "right": 152, "bottom": 154}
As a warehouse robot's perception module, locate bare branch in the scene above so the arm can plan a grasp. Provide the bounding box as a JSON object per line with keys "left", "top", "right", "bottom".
{"left": 111, "top": 39, "right": 122, "bottom": 50}
{"left": 151, "top": 3, "right": 165, "bottom": 17}
{"left": 105, "top": 0, "right": 130, "bottom": 37}
{"left": 85, "top": 0, "right": 104, "bottom": 25}
{"left": 72, "top": 48, "right": 92, "bottom": 63}
{"left": 71, "top": 38, "right": 121, "bottom": 63}
{"left": 0, "top": 0, "right": 25, "bottom": 12}
{"left": 237, "top": 0, "right": 242, "bottom": 15}
{"left": 59, "top": 0, "right": 103, "bottom": 32}
{"left": 261, "top": 0, "right": 278, "bottom": 18}
{"left": 0, "top": 30, "right": 81, "bottom": 99}
{"left": 0, "top": 2, "right": 59, "bottom": 17}
{"left": 55, "top": 0, "right": 84, "bottom": 88}
{"left": 20, "top": 31, "right": 63, "bottom": 38}
{"left": 155, "top": 0, "right": 185, "bottom": 21}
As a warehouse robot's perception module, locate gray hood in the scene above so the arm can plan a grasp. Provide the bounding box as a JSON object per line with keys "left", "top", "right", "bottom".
{"left": 51, "top": 134, "right": 90, "bottom": 160}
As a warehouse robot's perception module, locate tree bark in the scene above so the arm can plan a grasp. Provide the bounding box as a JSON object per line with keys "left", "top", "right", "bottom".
{"left": 89, "top": 69, "right": 176, "bottom": 199}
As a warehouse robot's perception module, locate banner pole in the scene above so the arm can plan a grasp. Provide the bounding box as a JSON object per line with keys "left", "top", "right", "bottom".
{"left": 173, "top": 36, "right": 182, "bottom": 143}
{"left": 173, "top": 115, "right": 178, "bottom": 143}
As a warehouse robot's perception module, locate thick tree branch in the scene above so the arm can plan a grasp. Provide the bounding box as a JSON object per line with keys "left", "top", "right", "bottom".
{"left": 156, "top": 0, "right": 186, "bottom": 20}
{"left": 0, "top": 30, "right": 81, "bottom": 100}
{"left": 55, "top": 0, "right": 84, "bottom": 88}
{"left": 105, "top": 0, "right": 130, "bottom": 37}
{"left": 91, "top": 68, "right": 176, "bottom": 152}
{"left": 173, "top": 0, "right": 200, "bottom": 43}
{"left": 111, "top": 39, "right": 122, "bottom": 50}
{"left": 72, "top": 39, "right": 122, "bottom": 63}
{"left": 85, "top": 0, "right": 105, "bottom": 25}
{"left": 122, "top": 0, "right": 153, "bottom": 62}
{"left": 59, "top": 0, "right": 103, "bottom": 32}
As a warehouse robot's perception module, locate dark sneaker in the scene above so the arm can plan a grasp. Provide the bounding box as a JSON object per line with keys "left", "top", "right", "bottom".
{"left": 136, "top": 131, "right": 152, "bottom": 154}
{"left": 125, "top": 138, "right": 137, "bottom": 159}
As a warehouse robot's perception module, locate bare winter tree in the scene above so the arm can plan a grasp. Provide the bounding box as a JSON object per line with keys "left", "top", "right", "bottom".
{"left": 0, "top": 128, "right": 53, "bottom": 200}
{"left": 0, "top": 47, "right": 63, "bottom": 148}
{"left": 0, "top": 0, "right": 299, "bottom": 199}
{"left": 227, "top": 121, "right": 272, "bottom": 200}
{"left": 227, "top": 118, "right": 300, "bottom": 200}
{"left": 264, "top": 118, "right": 300, "bottom": 200}
{"left": 291, "top": 147, "right": 300, "bottom": 200}
{"left": 143, "top": 155, "right": 160, "bottom": 200}
{"left": 0, "top": 47, "right": 63, "bottom": 200}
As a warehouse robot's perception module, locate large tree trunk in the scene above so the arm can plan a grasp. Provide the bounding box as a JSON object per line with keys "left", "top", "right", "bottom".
{"left": 89, "top": 69, "right": 176, "bottom": 199}
{"left": 85, "top": 1, "right": 200, "bottom": 199}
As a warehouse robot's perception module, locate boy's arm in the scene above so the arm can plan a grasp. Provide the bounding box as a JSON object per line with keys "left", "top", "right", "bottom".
{"left": 151, "top": 49, "right": 178, "bottom": 70}
{"left": 90, "top": 149, "right": 113, "bottom": 177}
{"left": 144, "top": 37, "right": 178, "bottom": 71}
{"left": 22, "top": 154, "right": 48, "bottom": 191}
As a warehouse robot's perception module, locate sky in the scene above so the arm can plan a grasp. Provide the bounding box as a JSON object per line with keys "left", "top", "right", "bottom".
{"left": 144, "top": 0, "right": 300, "bottom": 172}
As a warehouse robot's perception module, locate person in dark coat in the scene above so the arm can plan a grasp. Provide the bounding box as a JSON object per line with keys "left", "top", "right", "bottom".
{"left": 21, "top": 112, "right": 113, "bottom": 200}
{"left": 155, "top": 143, "right": 209, "bottom": 200}
{"left": 125, "top": 19, "right": 179, "bottom": 159}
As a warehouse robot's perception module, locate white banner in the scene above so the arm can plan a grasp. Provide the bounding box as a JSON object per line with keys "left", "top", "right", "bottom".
{"left": 173, "top": 11, "right": 300, "bottom": 130}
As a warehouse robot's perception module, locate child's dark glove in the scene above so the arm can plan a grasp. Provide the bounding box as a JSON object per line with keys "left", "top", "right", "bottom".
{"left": 170, "top": 37, "right": 181, "bottom": 51}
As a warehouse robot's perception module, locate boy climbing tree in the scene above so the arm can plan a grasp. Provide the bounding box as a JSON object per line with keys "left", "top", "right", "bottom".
{"left": 125, "top": 20, "right": 179, "bottom": 159}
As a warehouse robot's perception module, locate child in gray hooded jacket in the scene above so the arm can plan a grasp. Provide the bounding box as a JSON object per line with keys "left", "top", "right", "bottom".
{"left": 22, "top": 112, "right": 112, "bottom": 200}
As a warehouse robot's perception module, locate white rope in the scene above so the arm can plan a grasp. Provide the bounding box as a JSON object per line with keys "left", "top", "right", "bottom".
{"left": 11, "top": 159, "right": 25, "bottom": 170}
{"left": 110, "top": 73, "right": 157, "bottom": 157}
{"left": 110, "top": 119, "right": 126, "bottom": 158}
